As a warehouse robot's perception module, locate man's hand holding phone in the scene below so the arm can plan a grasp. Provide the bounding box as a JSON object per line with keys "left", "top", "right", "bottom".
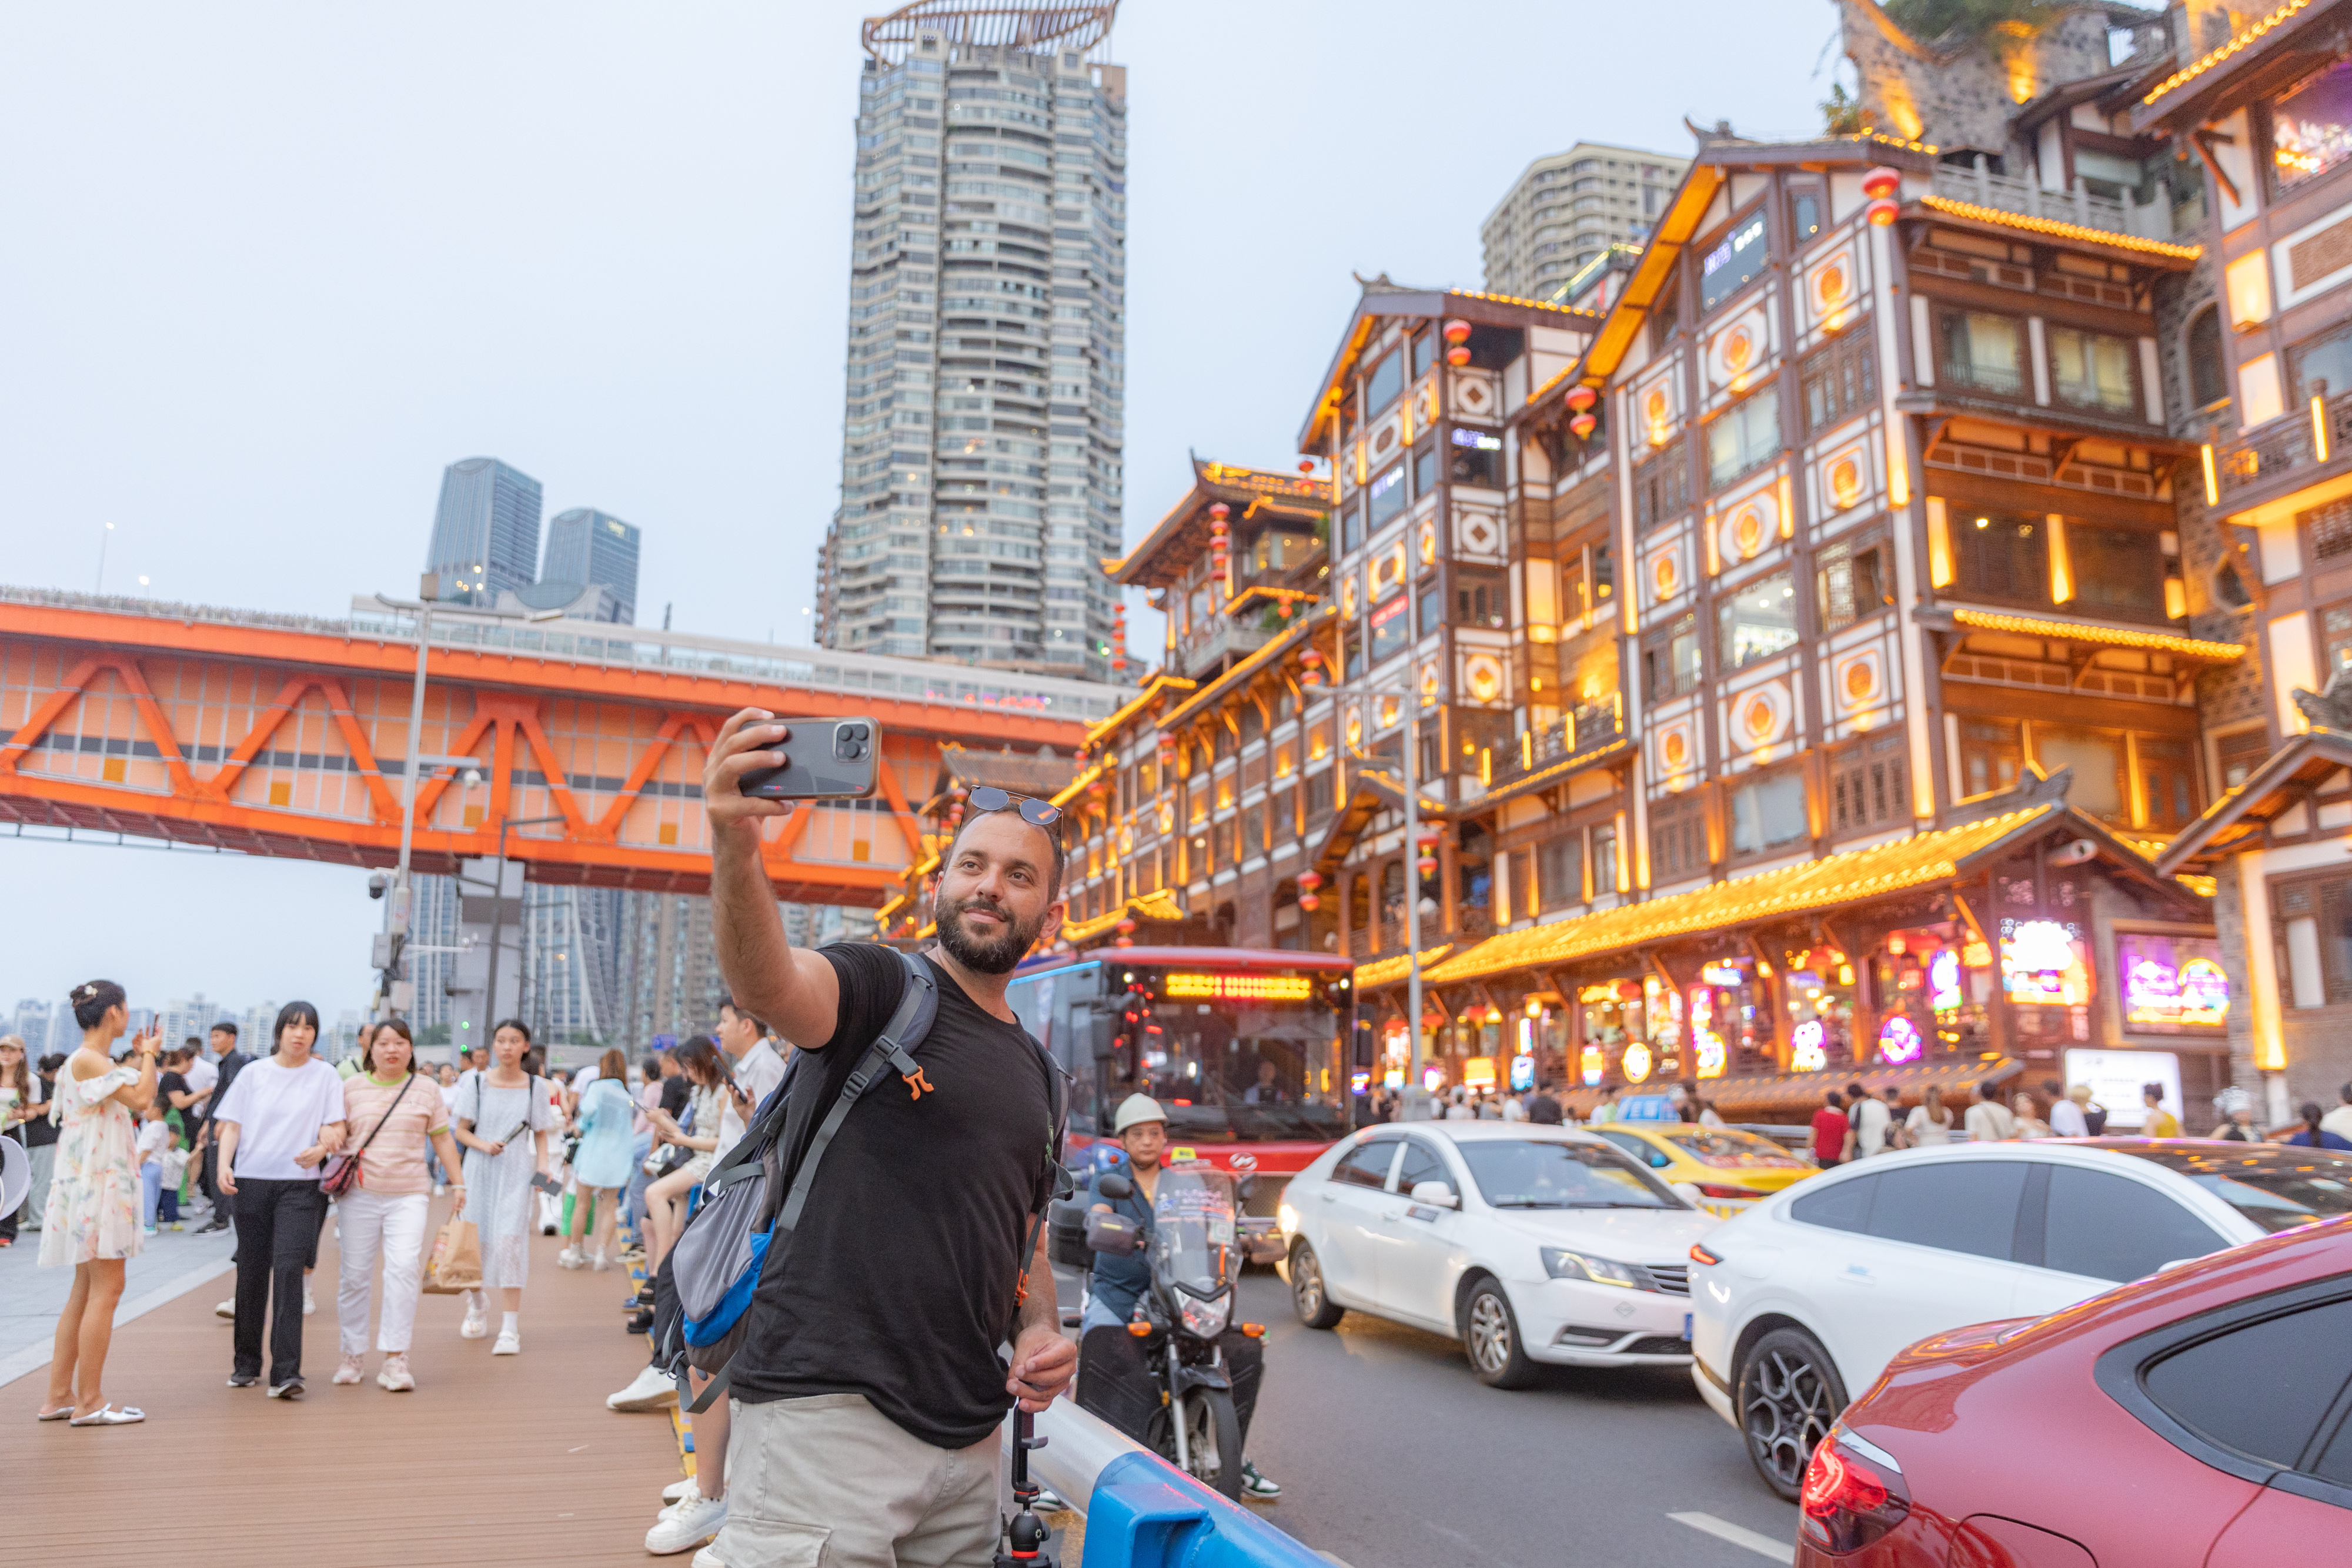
{"left": 705, "top": 709, "right": 797, "bottom": 836}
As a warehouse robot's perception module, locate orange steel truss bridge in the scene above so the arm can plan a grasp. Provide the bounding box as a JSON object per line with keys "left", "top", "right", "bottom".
{"left": 0, "top": 589, "right": 1101, "bottom": 906}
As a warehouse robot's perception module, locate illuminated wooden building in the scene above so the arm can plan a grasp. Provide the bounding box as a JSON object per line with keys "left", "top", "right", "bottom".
{"left": 1347, "top": 125, "right": 2241, "bottom": 1122}
{"left": 2143, "top": 0, "right": 2352, "bottom": 1123}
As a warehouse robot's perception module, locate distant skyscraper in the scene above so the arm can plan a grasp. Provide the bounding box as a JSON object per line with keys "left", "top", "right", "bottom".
{"left": 9, "top": 998, "right": 50, "bottom": 1048}
{"left": 816, "top": 1, "right": 1127, "bottom": 680}
{"left": 1480, "top": 142, "right": 1692, "bottom": 302}
{"left": 543, "top": 508, "right": 642, "bottom": 626}
{"left": 426, "top": 457, "right": 543, "bottom": 606}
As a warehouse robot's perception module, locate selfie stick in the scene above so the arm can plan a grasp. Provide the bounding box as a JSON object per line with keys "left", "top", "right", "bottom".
{"left": 995, "top": 1407, "right": 1054, "bottom": 1568}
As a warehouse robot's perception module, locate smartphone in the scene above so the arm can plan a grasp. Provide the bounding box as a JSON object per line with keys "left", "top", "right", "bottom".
{"left": 740, "top": 717, "right": 880, "bottom": 800}
{"left": 530, "top": 1172, "right": 564, "bottom": 1196}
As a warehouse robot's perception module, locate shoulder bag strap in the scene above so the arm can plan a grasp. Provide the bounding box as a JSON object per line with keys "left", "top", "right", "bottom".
{"left": 770, "top": 950, "right": 938, "bottom": 1239}
{"left": 350, "top": 1072, "right": 416, "bottom": 1157}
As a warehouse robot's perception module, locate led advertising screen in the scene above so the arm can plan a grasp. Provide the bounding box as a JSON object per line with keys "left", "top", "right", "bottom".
{"left": 2116, "top": 932, "right": 2229, "bottom": 1033}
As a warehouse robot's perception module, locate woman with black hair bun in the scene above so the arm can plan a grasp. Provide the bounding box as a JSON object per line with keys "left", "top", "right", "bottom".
{"left": 209, "top": 1000, "right": 348, "bottom": 1399}
{"left": 35, "top": 979, "right": 161, "bottom": 1425}
{"left": 452, "top": 1017, "right": 557, "bottom": 1355}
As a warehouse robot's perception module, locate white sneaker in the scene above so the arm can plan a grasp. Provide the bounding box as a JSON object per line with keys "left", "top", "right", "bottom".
{"left": 303, "top": 1280, "right": 316, "bottom": 1315}
{"left": 593, "top": 1250, "right": 611, "bottom": 1272}
{"left": 215, "top": 1300, "right": 235, "bottom": 1320}
{"left": 460, "top": 1305, "right": 488, "bottom": 1339}
{"left": 689, "top": 1545, "right": 727, "bottom": 1568}
{"left": 377, "top": 1354, "right": 416, "bottom": 1392}
{"left": 557, "top": 1246, "right": 586, "bottom": 1269}
{"left": 332, "top": 1355, "right": 365, "bottom": 1385}
{"left": 646, "top": 1490, "right": 725, "bottom": 1555}
{"left": 661, "top": 1477, "right": 696, "bottom": 1505}
{"left": 492, "top": 1328, "right": 520, "bottom": 1355}
{"left": 607, "top": 1364, "right": 680, "bottom": 1412}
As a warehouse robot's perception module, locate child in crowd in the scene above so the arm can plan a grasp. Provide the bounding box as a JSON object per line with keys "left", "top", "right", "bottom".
{"left": 136, "top": 1101, "right": 172, "bottom": 1237}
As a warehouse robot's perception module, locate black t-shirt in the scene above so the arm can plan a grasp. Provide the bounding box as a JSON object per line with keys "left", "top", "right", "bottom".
{"left": 21, "top": 1075, "right": 58, "bottom": 1148}
{"left": 658, "top": 1073, "right": 691, "bottom": 1119}
{"left": 158, "top": 1072, "right": 193, "bottom": 1136}
{"left": 1525, "top": 1092, "right": 1564, "bottom": 1126}
{"left": 729, "top": 944, "right": 1059, "bottom": 1449}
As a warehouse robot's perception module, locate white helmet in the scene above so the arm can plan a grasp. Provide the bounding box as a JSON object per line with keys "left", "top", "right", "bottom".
{"left": 1114, "top": 1093, "right": 1168, "bottom": 1134}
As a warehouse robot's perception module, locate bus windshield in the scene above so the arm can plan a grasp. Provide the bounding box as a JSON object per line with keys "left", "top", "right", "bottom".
{"left": 1120, "top": 971, "right": 1345, "bottom": 1142}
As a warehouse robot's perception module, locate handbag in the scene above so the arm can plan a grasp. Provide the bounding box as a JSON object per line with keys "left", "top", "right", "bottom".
{"left": 422, "top": 1212, "right": 482, "bottom": 1292}
{"left": 321, "top": 1072, "right": 415, "bottom": 1197}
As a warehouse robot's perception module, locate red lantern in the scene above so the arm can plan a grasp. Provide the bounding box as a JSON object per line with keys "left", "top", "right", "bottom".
{"left": 1277, "top": 599, "right": 1292, "bottom": 618}
{"left": 1417, "top": 852, "right": 1439, "bottom": 876}
{"left": 1866, "top": 197, "right": 1899, "bottom": 227}
{"left": 1569, "top": 412, "right": 1598, "bottom": 440}
{"left": 1210, "top": 502, "right": 1230, "bottom": 521}
{"left": 1115, "top": 918, "right": 1137, "bottom": 936}
{"left": 1861, "top": 165, "right": 1902, "bottom": 200}
{"left": 1114, "top": 935, "right": 1134, "bottom": 947}
{"left": 1443, "top": 319, "right": 1472, "bottom": 346}
{"left": 1446, "top": 345, "right": 1472, "bottom": 368}
{"left": 1297, "top": 460, "right": 1315, "bottom": 474}
{"left": 1565, "top": 384, "right": 1598, "bottom": 413}
{"left": 1297, "top": 871, "right": 1322, "bottom": 892}
{"left": 1297, "top": 893, "right": 1319, "bottom": 912}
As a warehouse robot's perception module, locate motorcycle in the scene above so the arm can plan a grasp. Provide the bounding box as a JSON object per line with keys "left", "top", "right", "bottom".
{"left": 1056, "top": 1164, "right": 1247, "bottom": 1499}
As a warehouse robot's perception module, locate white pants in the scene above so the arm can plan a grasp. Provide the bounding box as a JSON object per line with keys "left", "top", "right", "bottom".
{"left": 335, "top": 1189, "right": 431, "bottom": 1355}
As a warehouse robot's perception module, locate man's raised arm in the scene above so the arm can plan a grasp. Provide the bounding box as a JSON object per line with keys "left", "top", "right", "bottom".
{"left": 704, "top": 707, "right": 844, "bottom": 1050}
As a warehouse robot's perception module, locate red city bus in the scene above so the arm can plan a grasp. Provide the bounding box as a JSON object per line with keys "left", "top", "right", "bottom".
{"left": 1006, "top": 947, "right": 1358, "bottom": 1215}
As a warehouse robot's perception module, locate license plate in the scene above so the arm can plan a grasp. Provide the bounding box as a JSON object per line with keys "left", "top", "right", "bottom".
{"left": 1683, "top": 1313, "right": 1693, "bottom": 1342}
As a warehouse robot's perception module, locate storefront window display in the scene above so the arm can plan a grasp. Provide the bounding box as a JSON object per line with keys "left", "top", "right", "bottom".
{"left": 1515, "top": 1000, "right": 1566, "bottom": 1088}
{"left": 1782, "top": 946, "right": 1856, "bottom": 1071}
{"left": 1578, "top": 980, "right": 1645, "bottom": 1085}
{"left": 2116, "top": 932, "right": 2229, "bottom": 1034}
{"left": 2000, "top": 914, "right": 2093, "bottom": 1046}
{"left": 1689, "top": 958, "right": 1772, "bottom": 1078}
{"left": 1641, "top": 975, "right": 1685, "bottom": 1083}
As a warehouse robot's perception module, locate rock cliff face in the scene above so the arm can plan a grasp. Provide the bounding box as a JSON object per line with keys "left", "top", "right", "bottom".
{"left": 1838, "top": 0, "right": 2130, "bottom": 159}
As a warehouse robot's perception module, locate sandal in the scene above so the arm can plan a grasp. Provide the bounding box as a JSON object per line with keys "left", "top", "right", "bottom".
{"left": 68, "top": 1403, "right": 146, "bottom": 1426}
{"left": 35, "top": 1406, "right": 72, "bottom": 1422}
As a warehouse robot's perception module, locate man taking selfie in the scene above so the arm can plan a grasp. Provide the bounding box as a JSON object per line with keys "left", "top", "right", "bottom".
{"left": 696, "top": 707, "right": 1075, "bottom": 1568}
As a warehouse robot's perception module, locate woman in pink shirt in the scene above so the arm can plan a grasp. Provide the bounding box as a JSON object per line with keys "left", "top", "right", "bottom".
{"left": 332, "top": 1020, "right": 466, "bottom": 1392}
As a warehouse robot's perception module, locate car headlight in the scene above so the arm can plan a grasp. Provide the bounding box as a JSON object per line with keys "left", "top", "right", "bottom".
{"left": 1180, "top": 1293, "right": 1232, "bottom": 1338}
{"left": 1542, "top": 1248, "right": 1643, "bottom": 1289}
{"left": 1277, "top": 1202, "right": 1297, "bottom": 1236}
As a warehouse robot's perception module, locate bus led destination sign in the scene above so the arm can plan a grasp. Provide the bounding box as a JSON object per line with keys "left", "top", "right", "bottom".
{"left": 1164, "top": 972, "right": 1317, "bottom": 1002}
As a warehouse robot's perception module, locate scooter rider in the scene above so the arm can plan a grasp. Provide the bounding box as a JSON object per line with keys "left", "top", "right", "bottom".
{"left": 1080, "top": 1094, "right": 1281, "bottom": 1502}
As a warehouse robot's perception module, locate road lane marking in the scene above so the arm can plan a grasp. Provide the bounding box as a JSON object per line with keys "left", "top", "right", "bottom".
{"left": 1668, "top": 1512, "right": 1795, "bottom": 1564}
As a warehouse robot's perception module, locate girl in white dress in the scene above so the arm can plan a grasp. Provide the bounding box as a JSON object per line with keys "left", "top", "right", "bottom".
{"left": 453, "top": 1018, "right": 557, "bottom": 1355}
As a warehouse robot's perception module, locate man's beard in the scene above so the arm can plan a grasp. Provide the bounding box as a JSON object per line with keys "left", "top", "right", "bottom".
{"left": 935, "top": 894, "right": 1046, "bottom": 975}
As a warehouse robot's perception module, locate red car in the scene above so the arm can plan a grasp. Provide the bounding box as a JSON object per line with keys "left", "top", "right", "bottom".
{"left": 1798, "top": 1215, "right": 2352, "bottom": 1565}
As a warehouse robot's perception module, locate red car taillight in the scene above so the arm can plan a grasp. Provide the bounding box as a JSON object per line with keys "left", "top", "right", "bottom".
{"left": 1799, "top": 1438, "right": 1910, "bottom": 1554}
{"left": 1695, "top": 1183, "right": 1753, "bottom": 1200}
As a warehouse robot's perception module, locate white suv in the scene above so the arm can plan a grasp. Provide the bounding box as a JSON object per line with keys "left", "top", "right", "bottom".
{"left": 1688, "top": 1139, "right": 2352, "bottom": 1498}
{"left": 1278, "top": 1123, "right": 1718, "bottom": 1387}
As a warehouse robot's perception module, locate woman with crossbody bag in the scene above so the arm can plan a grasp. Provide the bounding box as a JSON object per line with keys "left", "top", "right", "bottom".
{"left": 329, "top": 1019, "right": 467, "bottom": 1391}
{"left": 453, "top": 1017, "right": 559, "bottom": 1355}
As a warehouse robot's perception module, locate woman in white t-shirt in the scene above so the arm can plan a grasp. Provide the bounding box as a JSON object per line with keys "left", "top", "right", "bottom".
{"left": 1903, "top": 1084, "right": 1956, "bottom": 1148}
{"left": 212, "top": 1001, "right": 348, "bottom": 1399}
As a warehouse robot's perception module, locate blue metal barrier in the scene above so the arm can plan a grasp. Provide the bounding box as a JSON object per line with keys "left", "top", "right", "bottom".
{"left": 1010, "top": 1399, "right": 1327, "bottom": 1568}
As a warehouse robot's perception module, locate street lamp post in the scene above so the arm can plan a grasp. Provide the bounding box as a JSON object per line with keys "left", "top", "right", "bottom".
{"left": 368, "top": 582, "right": 564, "bottom": 1024}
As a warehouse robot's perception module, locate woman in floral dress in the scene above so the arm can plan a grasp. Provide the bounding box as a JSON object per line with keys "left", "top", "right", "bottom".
{"left": 36, "top": 979, "right": 161, "bottom": 1426}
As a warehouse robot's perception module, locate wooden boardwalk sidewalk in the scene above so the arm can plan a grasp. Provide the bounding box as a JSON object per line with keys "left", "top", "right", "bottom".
{"left": 0, "top": 1195, "right": 685, "bottom": 1567}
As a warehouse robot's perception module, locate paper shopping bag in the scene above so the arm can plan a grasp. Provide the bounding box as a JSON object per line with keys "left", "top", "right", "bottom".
{"left": 423, "top": 1215, "right": 482, "bottom": 1293}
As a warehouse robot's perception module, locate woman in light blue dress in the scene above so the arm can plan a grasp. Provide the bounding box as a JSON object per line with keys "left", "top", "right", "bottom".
{"left": 559, "top": 1047, "right": 637, "bottom": 1271}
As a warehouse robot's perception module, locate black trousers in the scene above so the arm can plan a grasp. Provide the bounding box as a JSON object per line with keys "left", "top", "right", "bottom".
{"left": 1077, "top": 1323, "right": 1263, "bottom": 1450}
{"left": 230, "top": 1179, "right": 326, "bottom": 1385}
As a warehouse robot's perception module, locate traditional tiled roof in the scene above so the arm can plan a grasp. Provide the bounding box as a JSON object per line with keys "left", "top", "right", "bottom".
{"left": 1947, "top": 607, "right": 2245, "bottom": 659}
{"left": 1354, "top": 945, "right": 1451, "bottom": 988}
{"left": 1421, "top": 808, "right": 2063, "bottom": 985}
{"left": 1063, "top": 887, "right": 1188, "bottom": 944}
{"left": 939, "top": 744, "right": 1080, "bottom": 797}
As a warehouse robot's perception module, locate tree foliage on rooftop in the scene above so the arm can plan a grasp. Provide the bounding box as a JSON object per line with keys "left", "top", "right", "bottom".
{"left": 1821, "top": 82, "right": 1866, "bottom": 135}
{"left": 1882, "top": 0, "right": 2059, "bottom": 45}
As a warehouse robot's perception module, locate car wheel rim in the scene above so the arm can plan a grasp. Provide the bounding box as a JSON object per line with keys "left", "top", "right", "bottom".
{"left": 1742, "top": 1347, "right": 1834, "bottom": 1489}
{"left": 1293, "top": 1251, "right": 1323, "bottom": 1317}
{"left": 1467, "top": 1292, "right": 1512, "bottom": 1372}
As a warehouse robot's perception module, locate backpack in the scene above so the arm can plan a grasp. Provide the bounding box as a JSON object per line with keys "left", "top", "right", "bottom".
{"left": 657, "top": 950, "right": 1068, "bottom": 1412}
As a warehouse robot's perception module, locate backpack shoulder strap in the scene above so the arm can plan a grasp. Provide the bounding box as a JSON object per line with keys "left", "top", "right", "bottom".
{"left": 770, "top": 950, "right": 938, "bottom": 1238}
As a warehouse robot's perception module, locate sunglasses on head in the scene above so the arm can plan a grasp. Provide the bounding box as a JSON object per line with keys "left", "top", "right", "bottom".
{"left": 966, "top": 785, "right": 1061, "bottom": 830}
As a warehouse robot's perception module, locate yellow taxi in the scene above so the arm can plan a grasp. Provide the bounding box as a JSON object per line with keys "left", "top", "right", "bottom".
{"left": 1585, "top": 1124, "right": 1818, "bottom": 1218}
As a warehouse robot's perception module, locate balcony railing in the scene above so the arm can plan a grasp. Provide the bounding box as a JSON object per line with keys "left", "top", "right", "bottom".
{"left": 1489, "top": 696, "right": 1625, "bottom": 791}
{"left": 2210, "top": 387, "right": 2352, "bottom": 507}
{"left": 1929, "top": 160, "right": 2176, "bottom": 243}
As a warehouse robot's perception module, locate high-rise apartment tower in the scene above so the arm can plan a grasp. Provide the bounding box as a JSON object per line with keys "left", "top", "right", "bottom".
{"left": 543, "top": 507, "right": 641, "bottom": 626}
{"left": 426, "top": 457, "right": 544, "bottom": 607}
{"left": 1479, "top": 142, "right": 1691, "bottom": 302}
{"left": 817, "top": 1, "right": 1127, "bottom": 678}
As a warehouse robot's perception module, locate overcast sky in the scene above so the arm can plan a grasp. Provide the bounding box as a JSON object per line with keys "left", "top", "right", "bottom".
{"left": 0, "top": 0, "right": 1835, "bottom": 1025}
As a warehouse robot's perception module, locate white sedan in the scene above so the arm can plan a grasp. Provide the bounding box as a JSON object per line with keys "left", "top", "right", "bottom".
{"left": 1277, "top": 1122, "right": 1719, "bottom": 1388}
{"left": 1688, "top": 1139, "right": 2352, "bottom": 1498}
